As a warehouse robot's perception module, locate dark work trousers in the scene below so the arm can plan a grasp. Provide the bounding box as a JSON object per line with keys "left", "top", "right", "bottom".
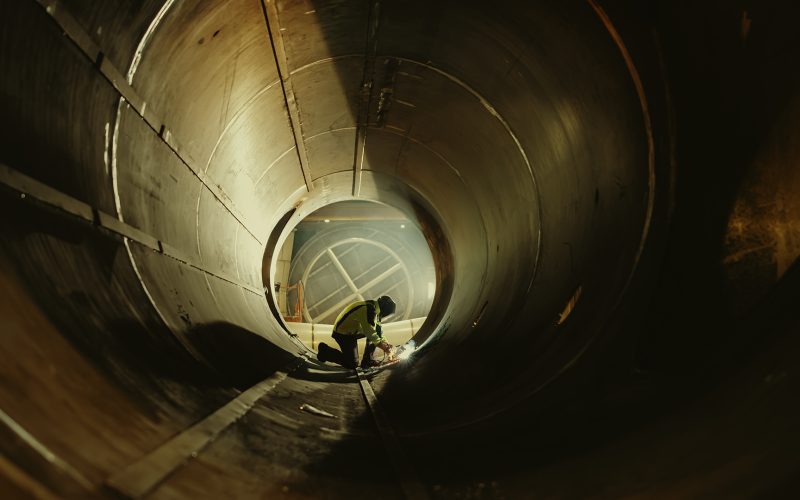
{"left": 328, "top": 332, "right": 377, "bottom": 369}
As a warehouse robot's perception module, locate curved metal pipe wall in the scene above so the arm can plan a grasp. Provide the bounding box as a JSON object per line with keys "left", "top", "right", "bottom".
{"left": 2, "top": 0, "right": 799, "bottom": 497}
{"left": 114, "top": 0, "right": 653, "bottom": 405}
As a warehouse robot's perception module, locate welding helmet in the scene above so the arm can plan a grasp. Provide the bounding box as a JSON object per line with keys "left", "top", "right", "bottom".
{"left": 377, "top": 295, "right": 396, "bottom": 318}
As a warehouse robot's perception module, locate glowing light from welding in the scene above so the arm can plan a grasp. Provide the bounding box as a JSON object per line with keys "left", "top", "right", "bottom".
{"left": 398, "top": 340, "right": 416, "bottom": 361}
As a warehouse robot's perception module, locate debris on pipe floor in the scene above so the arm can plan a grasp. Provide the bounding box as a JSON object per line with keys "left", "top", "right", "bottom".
{"left": 299, "top": 404, "right": 337, "bottom": 418}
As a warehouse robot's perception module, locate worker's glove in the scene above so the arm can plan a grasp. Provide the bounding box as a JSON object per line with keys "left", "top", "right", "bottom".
{"left": 378, "top": 341, "right": 393, "bottom": 353}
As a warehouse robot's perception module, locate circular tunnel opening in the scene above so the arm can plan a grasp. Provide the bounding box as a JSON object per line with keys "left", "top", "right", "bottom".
{"left": 59, "top": 0, "right": 656, "bottom": 429}
{"left": 264, "top": 199, "right": 439, "bottom": 355}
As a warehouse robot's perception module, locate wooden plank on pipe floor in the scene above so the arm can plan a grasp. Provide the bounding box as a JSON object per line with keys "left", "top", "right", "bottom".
{"left": 106, "top": 359, "right": 302, "bottom": 498}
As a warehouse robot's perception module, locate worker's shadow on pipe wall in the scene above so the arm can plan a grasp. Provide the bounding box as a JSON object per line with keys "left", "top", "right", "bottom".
{"left": 187, "top": 321, "right": 296, "bottom": 389}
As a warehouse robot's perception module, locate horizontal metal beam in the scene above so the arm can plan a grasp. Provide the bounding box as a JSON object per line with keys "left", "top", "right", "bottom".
{"left": 0, "top": 163, "right": 263, "bottom": 295}
{"left": 34, "top": 0, "right": 264, "bottom": 246}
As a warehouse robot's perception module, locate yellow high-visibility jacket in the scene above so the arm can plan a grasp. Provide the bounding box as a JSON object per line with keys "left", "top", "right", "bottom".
{"left": 332, "top": 300, "right": 385, "bottom": 346}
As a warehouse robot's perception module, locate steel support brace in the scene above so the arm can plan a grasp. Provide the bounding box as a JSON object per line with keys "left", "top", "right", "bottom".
{"left": 0, "top": 163, "right": 262, "bottom": 295}
{"left": 352, "top": 0, "right": 381, "bottom": 197}
{"left": 260, "top": 0, "right": 315, "bottom": 192}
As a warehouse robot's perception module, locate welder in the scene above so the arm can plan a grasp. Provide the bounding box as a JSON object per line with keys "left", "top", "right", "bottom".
{"left": 317, "top": 295, "right": 396, "bottom": 369}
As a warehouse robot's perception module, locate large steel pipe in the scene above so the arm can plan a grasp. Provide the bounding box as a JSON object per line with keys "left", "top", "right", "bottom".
{"left": 1, "top": 0, "right": 799, "bottom": 498}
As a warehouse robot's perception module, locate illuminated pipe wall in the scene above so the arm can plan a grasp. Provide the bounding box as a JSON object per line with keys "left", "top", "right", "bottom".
{"left": 0, "top": 0, "right": 660, "bottom": 484}
{"left": 3, "top": 0, "right": 799, "bottom": 497}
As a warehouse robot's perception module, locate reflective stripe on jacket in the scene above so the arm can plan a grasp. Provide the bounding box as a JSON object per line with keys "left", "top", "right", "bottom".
{"left": 332, "top": 300, "right": 384, "bottom": 346}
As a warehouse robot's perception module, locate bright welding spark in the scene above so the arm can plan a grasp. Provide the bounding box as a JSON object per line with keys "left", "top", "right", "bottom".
{"left": 398, "top": 340, "right": 416, "bottom": 361}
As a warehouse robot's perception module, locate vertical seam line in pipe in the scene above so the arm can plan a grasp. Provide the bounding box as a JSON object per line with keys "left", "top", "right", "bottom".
{"left": 231, "top": 223, "right": 266, "bottom": 331}
{"left": 122, "top": 0, "right": 272, "bottom": 339}
{"left": 586, "top": 0, "right": 656, "bottom": 280}
{"left": 108, "top": 0, "right": 267, "bottom": 354}
{"left": 126, "top": 0, "right": 177, "bottom": 85}
{"left": 202, "top": 79, "right": 281, "bottom": 174}
{"left": 33, "top": 0, "right": 185, "bottom": 346}
{"left": 388, "top": 57, "right": 542, "bottom": 295}
{"left": 352, "top": 0, "right": 382, "bottom": 197}
{"left": 259, "top": 0, "right": 315, "bottom": 192}
{"left": 365, "top": 126, "right": 493, "bottom": 303}
{"left": 108, "top": 92, "right": 184, "bottom": 356}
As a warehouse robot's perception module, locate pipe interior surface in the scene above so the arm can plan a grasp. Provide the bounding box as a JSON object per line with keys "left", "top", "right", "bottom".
{"left": 2, "top": 0, "right": 800, "bottom": 498}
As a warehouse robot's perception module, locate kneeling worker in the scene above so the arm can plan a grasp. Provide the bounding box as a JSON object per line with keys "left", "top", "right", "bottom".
{"left": 317, "top": 295, "right": 396, "bottom": 369}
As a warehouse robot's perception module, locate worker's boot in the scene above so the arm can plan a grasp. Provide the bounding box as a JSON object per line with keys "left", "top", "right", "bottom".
{"left": 317, "top": 342, "right": 333, "bottom": 363}
{"left": 361, "top": 341, "right": 379, "bottom": 368}
{"left": 360, "top": 345, "right": 380, "bottom": 369}
{"left": 360, "top": 358, "right": 381, "bottom": 369}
